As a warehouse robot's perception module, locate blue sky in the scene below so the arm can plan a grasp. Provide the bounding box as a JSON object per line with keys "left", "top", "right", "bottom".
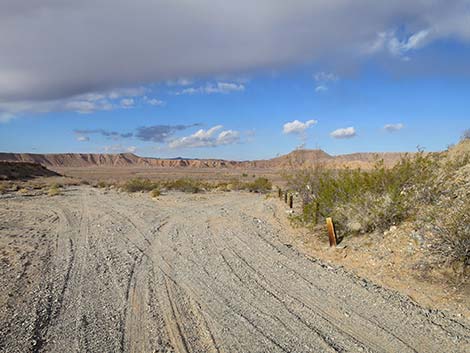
{"left": 1, "top": 1, "right": 469, "bottom": 160}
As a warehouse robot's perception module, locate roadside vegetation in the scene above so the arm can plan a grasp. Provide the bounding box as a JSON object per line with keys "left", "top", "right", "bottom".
{"left": 285, "top": 136, "right": 470, "bottom": 279}
{"left": 120, "top": 176, "right": 272, "bottom": 195}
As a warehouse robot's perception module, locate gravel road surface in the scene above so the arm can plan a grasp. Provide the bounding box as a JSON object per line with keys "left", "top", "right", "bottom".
{"left": 1, "top": 187, "right": 469, "bottom": 352}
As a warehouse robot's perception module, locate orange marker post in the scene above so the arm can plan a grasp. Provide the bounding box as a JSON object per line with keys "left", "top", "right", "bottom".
{"left": 326, "top": 217, "right": 337, "bottom": 247}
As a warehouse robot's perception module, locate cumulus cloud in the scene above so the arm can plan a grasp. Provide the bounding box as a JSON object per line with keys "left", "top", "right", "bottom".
{"left": 315, "top": 85, "right": 328, "bottom": 92}
{"left": 135, "top": 124, "right": 198, "bottom": 143}
{"left": 330, "top": 127, "right": 357, "bottom": 139}
{"left": 176, "top": 82, "right": 245, "bottom": 95}
{"left": 168, "top": 125, "right": 241, "bottom": 149}
{"left": 384, "top": 123, "right": 404, "bottom": 132}
{"left": 1, "top": 1, "right": 470, "bottom": 118}
{"left": 283, "top": 119, "right": 317, "bottom": 135}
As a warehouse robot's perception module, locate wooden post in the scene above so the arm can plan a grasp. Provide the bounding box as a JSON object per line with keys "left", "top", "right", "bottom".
{"left": 278, "top": 188, "right": 282, "bottom": 199}
{"left": 326, "top": 217, "right": 337, "bottom": 247}
{"left": 288, "top": 194, "right": 293, "bottom": 209}
{"left": 284, "top": 192, "right": 288, "bottom": 204}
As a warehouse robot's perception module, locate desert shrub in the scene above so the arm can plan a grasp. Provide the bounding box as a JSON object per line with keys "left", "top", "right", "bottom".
{"left": 48, "top": 185, "right": 61, "bottom": 196}
{"left": 163, "top": 178, "right": 205, "bottom": 193}
{"left": 246, "top": 177, "right": 272, "bottom": 193}
{"left": 0, "top": 183, "right": 6, "bottom": 194}
{"left": 426, "top": 200, "right": 470, "bottom": 275}
{"left": 122, "top": 178, "right": 158, "bottom": 193}
{"left": 97, "top": 181, "right": 107, "bottom": 188}
{"left": 150, "top": 188, "right": 161, "bottom": 198}
{"left": 80, "top": 180, "right": 90, "bottom": 185}
{"left": 285, "top": 152, "right": 439, "bottom": 236}
{"left": 242, "top": 173, "right": 248, "bottom": 177}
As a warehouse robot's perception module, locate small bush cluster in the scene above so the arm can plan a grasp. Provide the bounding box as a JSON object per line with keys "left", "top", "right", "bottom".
{"left": 122, "top": 178, "right": 159, "bottom": 193}
{"left": 150, "top": 188, "right": 161, "bottom": 198}
{"left": 286, "top": 152, "right": 439, "bottom": 235}
{"left": 120, "top": 177, "right": 273, "bottom": 195}
{"left": 426, "top": 200, "right": 470, "bottom": 275}
{"left": 163, "top": 178, "right": 207, "bottom": 193}
{"left": 48, "top": 184, "right": 61, "bottom": 196}
{"left": 246, "top": 177, "right": 272, "bottom": 193}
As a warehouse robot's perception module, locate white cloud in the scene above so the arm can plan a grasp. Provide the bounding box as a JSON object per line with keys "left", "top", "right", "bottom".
{"left": 314, "top": 72, "right": 338, "bottom": 92}
{"left": 216, "top": 130, "right": 240, "bottom": 145}
{"left": 120, "top": 98, "right": 135, "bottom": 108}
{"left": 0, "top": 86, "right": 147, "bottom": 117}
{"left": 166, "top": 78, "right": 193, "bottom": 86}
{"left": 176, "top": 82, "right": 245, "bottom": 95}
{"left": 283, "top": 119, "right": 317, "bottom": 135}
{"left": 168, "top": 125, "right": 241, "bottom": 149}
{"left": 384, "top": 123, "right": 404, "bottom": 132}
{"left": 103, "top": 145, "right": 137, "bottom": 153}
{"left": 143, "top": 97, "right": 165, "bottom": 106}
{"left": 314, "top": 72, "right": 338, "bottom": 82}
{"left": 330, "top": 126, "right": 356, "bottom": 139}
{"left": 65, "top": 100, "right": 113, "bottom": 114}
{"left": 76, "top": 135, "right": 90, "bottom": 142}
{"left": 108, "top": 87, "right": 147, "bottom": 100}
{"left": 366, "top": 29, "right": 431, "bottom": 58}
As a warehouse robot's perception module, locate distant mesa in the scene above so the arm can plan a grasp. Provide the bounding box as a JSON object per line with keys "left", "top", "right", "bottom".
{"left": 0, "top": 149, "right": 407, "bottom": 170}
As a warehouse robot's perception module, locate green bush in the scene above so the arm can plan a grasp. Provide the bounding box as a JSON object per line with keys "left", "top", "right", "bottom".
{"left": 246, "top": 177, "right": 272, "bottom": 193}
{"left": 150, "top": 188, "right": 161, "bottom": 198}
{"left": 48, "top": 185, "right": 61, "bottom": 196}
{"left": 122, "top": 178, "right": 159, "bottom": 192}
{"left": 163, "top": 178, "right": 205, "bottom": 193}
{"left": 286, "top": 152, "right": 439, "bottom": 236}
{"left": 97, "top": 181, "right": 108, "bottom": 188}
{"left": 427, "top": 200, "right": 470, "bottom": 275}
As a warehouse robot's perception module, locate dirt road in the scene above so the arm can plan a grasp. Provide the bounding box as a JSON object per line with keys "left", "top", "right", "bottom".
{"left": 1, "top": 187, "right": 469, "bottom": 352}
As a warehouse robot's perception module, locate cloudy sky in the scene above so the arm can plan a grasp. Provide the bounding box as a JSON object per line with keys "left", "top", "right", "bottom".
{"left": 1, "top": 1, "right": 469, "bottom": 159}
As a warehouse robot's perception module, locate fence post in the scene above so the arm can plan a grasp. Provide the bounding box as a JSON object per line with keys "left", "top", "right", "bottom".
{"left": 278, "top": 188, "right": 282, "bottom": 199}
{"left": 326, "top": 217, "right": 337, "bottom": 247}
{"left": 289, "top": 194, "right": 293, "bottom": 209}
{"left": 284, "top": 192, "right": 288, "bottom": 204}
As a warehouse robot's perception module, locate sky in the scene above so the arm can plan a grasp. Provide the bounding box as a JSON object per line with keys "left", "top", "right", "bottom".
{"left": 1, "top": 1, "right": 470, "bottom": 160}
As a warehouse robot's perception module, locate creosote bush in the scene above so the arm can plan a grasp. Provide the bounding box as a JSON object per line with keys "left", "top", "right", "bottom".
{"left": 48, "top": 184, "right": 61, "bottom": 196}
{"left": 285, "top": 145, "right": 470, "bottom": 278}
{"left": 150, "top": 188, "right": 161, "bottom": 198}
{"left": 427, "top": 200, "right": 470, "bottom": 275}
{"left": 247, "top": 177, "right": 272, "bottom": 193}
{"left": 122, "top": 178, "right": 159, "bottom": 193}
{"left": 285, "top": 152, "right": 439, "bottom": 235}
